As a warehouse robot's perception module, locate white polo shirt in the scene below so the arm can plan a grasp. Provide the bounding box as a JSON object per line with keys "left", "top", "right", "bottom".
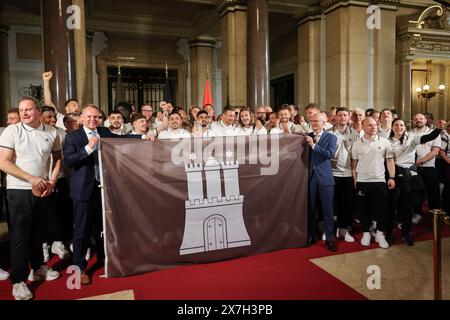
{"left": 413, "top": 127, "right": 441, "bottom": 168}
{"left": 389, "top": 133, "right": 421, "bottom": 175}
{"left": 441, "top": 130, "right": 450, "bottom": 158}
{"left": 331, "top": 126, "right": 359, "bottom": 177}
{"left": 158, "top": 128, "right": 192, "bottom": 139}
{"left": 0, "top": 122, "right": 61, "bottom": 190}
{"left": 351, "top": 135, "right": 393, "bottom": 183}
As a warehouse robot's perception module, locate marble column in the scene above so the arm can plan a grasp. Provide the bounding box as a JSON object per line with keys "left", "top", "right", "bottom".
{"left": 373, "top": 9, "right": 396, "bottom": 110}
{"left": 400, "top": 60, "right": 412, "bottom": 124}
{"left": 444, "top": 64, "right": 450, "bottom": 121}
{"left": 325, "top": 5, "right": 369, "bottom": 109}
{"left": 72, "top": 0, "right": 87, "bottom": 106}
{"left": 85, "top": 30, "right": 94, "bottom": 104}
{"left": 247, "top": 0, "right": 269, "bottom": 108}
{"left": 0, "top": 24, "right": 11, "bottom": 124}
{"left": 189, "top": 38, "right": 215, "bottom": 107}
{"left": 297, "top": 17, "right": 321, "bottom": 107}
{"left": 42, "top": 0, "right": 76, "bottom": 112}
{"left": 219, "top": 0, "right": 247, "bottom": 109}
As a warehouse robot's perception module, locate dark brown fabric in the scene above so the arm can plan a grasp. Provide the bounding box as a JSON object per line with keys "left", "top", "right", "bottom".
{"left": 100, "top": 134, "right": 308, "bottom": 277}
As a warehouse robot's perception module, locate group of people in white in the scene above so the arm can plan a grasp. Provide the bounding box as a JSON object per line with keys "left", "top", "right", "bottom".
{"left": 0, "top": 70, "right": 449, "bottom": 300}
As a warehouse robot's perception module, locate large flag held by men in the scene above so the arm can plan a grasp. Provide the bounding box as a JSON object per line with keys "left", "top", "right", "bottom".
{"left": 100, "top": 135, "right": 308, "bottom": 277}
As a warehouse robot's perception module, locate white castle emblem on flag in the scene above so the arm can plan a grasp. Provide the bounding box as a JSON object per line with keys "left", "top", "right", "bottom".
{"left": 179, "top": 150, "right": 251, "bottom": 255}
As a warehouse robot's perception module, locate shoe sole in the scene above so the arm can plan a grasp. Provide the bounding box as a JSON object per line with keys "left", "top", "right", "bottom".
{"left": 14, "top": 295, "right": 33, "bottom": 300}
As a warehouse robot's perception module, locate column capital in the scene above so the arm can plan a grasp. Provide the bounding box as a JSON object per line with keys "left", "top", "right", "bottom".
{"left": 189, "top": 37, "right": 216, "bottom": 48}
{"left": 296, "top": 8, "right": 323, "bottom": 27}
{"left": 0, "top": 24, "right": 10, "bottom": 36}
{"left": 320, "top": 0, "right": 399, "bottom": 14}
{"left": 217, "top": 0, "right": 247, "bottom": 18}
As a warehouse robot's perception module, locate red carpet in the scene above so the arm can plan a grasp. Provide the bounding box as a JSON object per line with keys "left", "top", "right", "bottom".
{"left": 0, "top": 214, "right": 448, "bottom": 300}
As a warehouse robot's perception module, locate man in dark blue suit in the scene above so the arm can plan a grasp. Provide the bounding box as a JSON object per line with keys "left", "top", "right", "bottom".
{"left": 305, "top": 112, "right": 338, "bottom": 251}
{"left": 63, "top": 105, "right": 144, "bottom": 284}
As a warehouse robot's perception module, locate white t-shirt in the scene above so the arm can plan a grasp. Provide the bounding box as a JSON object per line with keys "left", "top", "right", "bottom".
{"left": 238, "top": 126, "right": 267, "bottom": 136}
{"left": 158, "top": 128, "right": 192, "bottom": 139}
{"left": 331, "top": 126, "right": 359, "bottom": 177}
{"left": 413, "top": 127, "right": 441, "bottom": 167}
{"left": 0, "top": 122, "right": 61, "bottom": 190}
{"left": 351, "top": 135, "right": 393, "bottom": 183}
{"left": 55, "top": 112, "right": 66, "bottom": 130}
{"left": 210, "top": 121, "right": 241, "bottom": 136}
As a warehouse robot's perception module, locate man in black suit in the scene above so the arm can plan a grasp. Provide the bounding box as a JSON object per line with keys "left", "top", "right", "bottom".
{"left": 63, "top": 104, "right": 143, "bottom": 284}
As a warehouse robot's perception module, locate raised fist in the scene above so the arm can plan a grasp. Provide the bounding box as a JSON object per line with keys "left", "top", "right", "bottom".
{"left": 42, "top": 71, "right": 53, "bottom": 81}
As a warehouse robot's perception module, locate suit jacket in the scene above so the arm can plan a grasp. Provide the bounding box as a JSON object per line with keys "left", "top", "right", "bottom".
{"left": 63, "top": 126, "right": 140, "bottom": 201}
{"left": 308, "top": 130, "right": 337, "bottom": 186}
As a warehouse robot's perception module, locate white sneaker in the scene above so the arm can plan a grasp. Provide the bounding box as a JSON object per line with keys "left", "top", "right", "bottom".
{"left": 42, "top": 243, "right": 50, "bottom": 263}
{"left": 397, "top": 223, "right": 402, "bottom": 230}
{"left": 375, "top": 231, "right": 389, "bottom": 249}
{"left": 85, "top": 248, "right": 91, "bottom": 261}
{"left": 12, "top": 282, "right": 33, "bottom": 300}
{"left": 344, "top": 231, "right": 355, "bottom": 242}
{"left": 0, "top": 268, "right": 9, "bottom": 281}
{"left": 321, "top": 233, "right": 326, "bottom": 241}
{"left": 51, "top": 241, "right": 69, "bottom": 260}
{"left": 354, "top": 218, "right": 361, "bottom": 224}
{"left": 28, "top": 265, "right": 60, "bottom": 282}
{"left": 361, "top": 232, "right": 371, "bottom": 246}
{"left": 412, "top": 213, "right": 422, "bottom": 224}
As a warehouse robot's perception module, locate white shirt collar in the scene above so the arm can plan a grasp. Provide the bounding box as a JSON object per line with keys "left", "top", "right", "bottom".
{"left": 22, "top": 121, "right": 45, "bottom": 132}
{"left": 83, "top": 126, "right": 98, "bottom": 136}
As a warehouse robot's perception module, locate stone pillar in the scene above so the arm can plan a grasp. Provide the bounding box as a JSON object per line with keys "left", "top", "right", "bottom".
{"left": 73, "top": 0, "right": 87, "bottom": 106}
{"left": 0, "top": 24, "right": 11, "bottom": 124}
{"left": 444, "top": 64, "right": 450, "bottom": 121}
{"left": 373, "top": 9, "right": 396, "bottom": 110}
{"left": 400, "top": 60, "right": 412, "bottom": 124}
{"left": 297, "top": 14, "right": 322, "bottom": 107}
{"left": 85, "top": 30, "right": 94, "bottom": 104}
{"left": 42, "top": 0, "right": 76, "bottom": 112}
{"left": 218, "top": 0, "right": 247, "bottom": 109}
{"left": 189, "top": 38, "right": 215, "bottom": 107}
{"left": 325, "top": 5, "right": 369, "bottom": 109}
{"left": 247, "top": 0, "right": 269, "bottom": 108}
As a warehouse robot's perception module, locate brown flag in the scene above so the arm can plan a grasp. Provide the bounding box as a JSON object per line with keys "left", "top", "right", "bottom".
{"left": 100, "top": 134, "right": 308, "bottom": 277}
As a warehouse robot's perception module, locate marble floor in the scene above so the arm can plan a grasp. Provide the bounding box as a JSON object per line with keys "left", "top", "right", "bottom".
{"left": 79, "top": 290, "right": 135, "bottom": 300}
{"left": 311, "top": 238, "right": 450, "bottom": 300}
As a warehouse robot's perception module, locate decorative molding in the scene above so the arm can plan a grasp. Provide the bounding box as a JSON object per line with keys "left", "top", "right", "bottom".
{"left": 296, "top": 8, "right": 323, "bottom": 27}
{"left": 189, "top": 37, "right": 216, "bottom": 48}
{"left": 409, "top": 5, "right": 449, "bottom": 31}
{"left": 217, "top": 0, "right": 247, "bottom": 18}
{"left": 397, "top": 27, "right": 450, "bottom": 61}
{"left": 321, "top": 0, "right": 399, "bottom": 14}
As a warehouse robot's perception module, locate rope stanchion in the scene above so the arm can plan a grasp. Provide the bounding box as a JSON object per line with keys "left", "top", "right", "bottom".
{"left": 431, "top": 209, "right": 449, "bottom": 300}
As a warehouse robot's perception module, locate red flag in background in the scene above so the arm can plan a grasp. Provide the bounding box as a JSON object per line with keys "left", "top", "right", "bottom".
{"left": 202, "top": 78, "right": 213, "bottom": 108}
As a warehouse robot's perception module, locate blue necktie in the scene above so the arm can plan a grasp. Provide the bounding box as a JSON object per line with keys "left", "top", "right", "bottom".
{"left": 90, "top": 131, "right": 100, "bottom": 181}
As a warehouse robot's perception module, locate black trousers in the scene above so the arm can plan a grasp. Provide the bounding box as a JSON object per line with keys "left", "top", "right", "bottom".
{"left": 54, "top": 178, "right": 73, "bottom": 242}
{"left": 72, "top": 185, "right": 103, "bottom": 271}
{"left": 7, "top": 190, "right": 48, "bottom": 284}
{"left": 418, "top": 167, "right": 441, "bottom": 210}
{"left": 443, "top": 179, "right": 450, "bottom": 215}
{"left": 334, "top": 176, "right": 354, "bottom": 229}
{"left": 355, "top": 182, "right": 387, "bottom": 232}
{"left": 395, "top": 175, "right": 418, "bottom": 236}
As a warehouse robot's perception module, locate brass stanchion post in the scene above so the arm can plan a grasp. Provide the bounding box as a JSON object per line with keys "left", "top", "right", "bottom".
{"left": 432, "top": 209, "right": 442, "bottom": 300}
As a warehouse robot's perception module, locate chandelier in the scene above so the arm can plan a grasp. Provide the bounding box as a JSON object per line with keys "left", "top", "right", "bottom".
{"left": 415, "top": 60, "right": 446, "bottom": 99}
